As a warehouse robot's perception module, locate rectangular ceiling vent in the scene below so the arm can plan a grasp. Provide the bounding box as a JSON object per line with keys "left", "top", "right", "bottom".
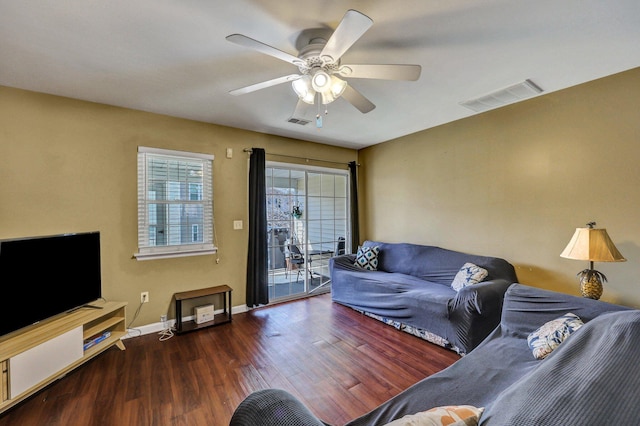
{"left": 287, "top": 117, "right": 311, "bottom": 126}
{"left": 460, "top": 79, "right": 543, "bottom": 113}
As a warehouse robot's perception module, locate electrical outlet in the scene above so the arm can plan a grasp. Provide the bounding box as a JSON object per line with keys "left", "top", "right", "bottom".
{"left": 160, "top": 314, "right": 167, "bottom": 323}
{"left": 141, "top": 291, "right": 149, "bottom": 303}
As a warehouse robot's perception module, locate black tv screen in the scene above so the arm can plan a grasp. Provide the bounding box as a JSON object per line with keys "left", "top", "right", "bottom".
{"left": 0, "top": 232, "right": 102, "bottom": 337}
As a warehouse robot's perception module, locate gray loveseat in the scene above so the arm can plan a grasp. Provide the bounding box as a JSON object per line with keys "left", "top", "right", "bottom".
{"left": 330, "top": 241, "right": 518, "bottom": 354}
{"left": 230, "top": 284, "right": 639, "bottom": 425}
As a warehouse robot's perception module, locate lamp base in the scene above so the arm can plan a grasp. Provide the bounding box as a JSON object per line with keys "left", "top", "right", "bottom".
{"left": 580, "top": 274, "right": 603, "bottom": 300}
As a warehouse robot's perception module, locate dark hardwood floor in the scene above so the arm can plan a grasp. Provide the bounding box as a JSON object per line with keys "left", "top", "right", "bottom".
{"left": 0, "top": 294, "right": 460, "bottom": 426}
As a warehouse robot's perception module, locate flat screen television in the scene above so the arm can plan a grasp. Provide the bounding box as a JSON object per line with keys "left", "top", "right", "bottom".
{"left": 0, "top": 231, "right": 102, "bottom": 337}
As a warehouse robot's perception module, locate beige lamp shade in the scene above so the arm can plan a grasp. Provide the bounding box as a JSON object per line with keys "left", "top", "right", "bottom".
{"left": 560, "top": 227, "right": 626, "bottom": 262}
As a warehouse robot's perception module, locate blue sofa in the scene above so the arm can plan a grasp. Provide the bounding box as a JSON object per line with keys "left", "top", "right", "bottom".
{"left": 330, "top": 241, "right": 518, "bottom": 355}
{"left": 230, "top": 284, "right": 638, "bottom": 425}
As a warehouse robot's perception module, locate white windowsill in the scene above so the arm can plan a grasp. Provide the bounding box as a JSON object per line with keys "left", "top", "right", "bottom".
{"left": 133, "top": 247, "right": 218, "bottom": 261}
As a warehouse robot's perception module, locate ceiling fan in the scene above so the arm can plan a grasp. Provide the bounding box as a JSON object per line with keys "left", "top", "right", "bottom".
{"left": 226, "top": 9, "right": 421, "bottom": 126}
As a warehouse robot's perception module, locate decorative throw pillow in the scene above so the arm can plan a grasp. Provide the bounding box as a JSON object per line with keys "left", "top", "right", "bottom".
{"left": 354, "top": 245, "right": 380, "bottom": 270}
{"left": 527, "top": 312, "right": 584, "bottom": 360}
{"left": 450, "top": 263, "right": 488, "bottom": 292}
{"left": 383, "top": 405, "right": 484, "bottom": 426}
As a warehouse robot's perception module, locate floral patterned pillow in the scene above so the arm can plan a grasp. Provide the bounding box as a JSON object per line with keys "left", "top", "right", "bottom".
{"left": 354, "top": 245, "right": 380, "bottom": 270}
{"left": 450, "top": 263, "right": 488, "bottom": 292}
{"left": 527, "top": 312, "right": 584, "bottom": 360}
{"left": 384, "top": 405, "right": 484, "bottom": 426}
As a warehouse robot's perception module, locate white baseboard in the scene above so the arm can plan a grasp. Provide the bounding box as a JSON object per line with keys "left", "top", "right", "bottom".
{"left": 124, "top": 304, "right": 248, "bottom": 339}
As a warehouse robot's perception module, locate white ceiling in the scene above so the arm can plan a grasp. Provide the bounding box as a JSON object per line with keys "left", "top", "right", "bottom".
{"left": 1, "top": 0, "right": 639, "bottom": 150}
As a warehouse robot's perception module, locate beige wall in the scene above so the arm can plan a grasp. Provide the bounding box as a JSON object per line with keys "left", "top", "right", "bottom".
{"left": 0, "top": 86, "right": 356, "bottom": 327}
{"left": 359, "top": 67, "right": 640, "bottom": 306}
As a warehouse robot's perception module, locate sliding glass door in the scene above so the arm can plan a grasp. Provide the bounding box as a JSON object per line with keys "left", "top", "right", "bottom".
{"left": 266, "top": 163, "right": 349, "bottom": 301}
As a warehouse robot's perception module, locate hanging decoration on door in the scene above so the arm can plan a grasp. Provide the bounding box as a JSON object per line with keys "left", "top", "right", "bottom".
{"left": 292, "top": 205, "right": 303, "bottom": 219}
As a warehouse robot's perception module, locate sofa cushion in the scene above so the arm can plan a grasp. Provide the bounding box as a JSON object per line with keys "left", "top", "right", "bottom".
{"left": 354, "top": 245, "right": 380, "bottom": 270}
{"left": 349, "top": 271, "right": 455, "bottom": 320}
{"left": 451, "top": 263, "right": 488, "bottom": 292}
{"left": 527, "top": 313, "right": 584, "bottom": 360}
{"left": 384, "top": 405, "right": 484, "bottom": 426}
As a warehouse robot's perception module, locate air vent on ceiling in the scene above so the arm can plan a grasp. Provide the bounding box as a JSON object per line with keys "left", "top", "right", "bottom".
{"left": 460, "top": 79, "right": 543, "bottom": 113}
{"left": 287, "top": 117, "right": 311, "bottom": 125}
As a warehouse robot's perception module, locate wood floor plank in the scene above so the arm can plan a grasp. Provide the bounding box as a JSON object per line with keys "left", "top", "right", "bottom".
{"left": 0, "top": 294, "right": 460, "bottom": 426}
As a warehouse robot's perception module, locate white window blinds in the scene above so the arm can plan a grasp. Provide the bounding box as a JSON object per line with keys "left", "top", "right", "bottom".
{"left": 135, "top": 146, "right": 216, "bottom": 260}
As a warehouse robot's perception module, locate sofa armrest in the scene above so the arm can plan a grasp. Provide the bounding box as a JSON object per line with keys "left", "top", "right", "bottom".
{"left": 449, "top": 279, "right": 513, "bottom": 315}
{"left": 329, "top": 254, "right": 359, "bottom": 271}
{"left": 230, "top": 389, "right": 329, "bottom": 426}
{"left": 447, "top": 279, "right": 513, "bottom": 353}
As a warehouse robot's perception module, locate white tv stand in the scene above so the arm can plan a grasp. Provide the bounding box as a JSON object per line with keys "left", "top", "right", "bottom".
{"left": 0, "top": 300, "right": 127, "bottom": 414}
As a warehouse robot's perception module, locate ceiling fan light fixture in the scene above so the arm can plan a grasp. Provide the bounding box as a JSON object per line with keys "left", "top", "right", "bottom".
{"left": 311, "top": 70, "right": 331, "bottom": 92}
{"left": 292, "top": 76, "right": 316, "bottom": 104}
{"left": 293, "top": 72, "right": 347, "bottom": 105}
{"left": 301, "top": 91, "right": 316, "bottom": 104}
{"left": 329, "top": 75, "right": 347, "bottom": 98}
{"left": 320, "top": 91, "right": 335, "bottom": 105}
{"left": 318, "top": 76, "right": 348, "bottom": 105}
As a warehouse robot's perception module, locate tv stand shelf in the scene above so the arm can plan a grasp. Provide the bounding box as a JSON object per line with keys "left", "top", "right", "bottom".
{"left": 0, "top": 300, "right": 127, "bottom": 414}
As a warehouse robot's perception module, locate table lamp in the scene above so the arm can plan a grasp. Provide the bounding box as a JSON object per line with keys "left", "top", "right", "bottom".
{"left": 560, "top": 221, "right": 626, "bottom": 299}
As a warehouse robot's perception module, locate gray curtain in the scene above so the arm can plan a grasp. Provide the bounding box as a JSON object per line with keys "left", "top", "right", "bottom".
{"left": 349, "top": 161, "right": 360, "bottom": 253}
{"left": 246, "top": 148, "right": 268, "bottom": 307}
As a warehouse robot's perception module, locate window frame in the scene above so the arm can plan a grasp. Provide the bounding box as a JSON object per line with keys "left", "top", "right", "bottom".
{"left": 134, "top": 146, "right": 216, "bottom": 261}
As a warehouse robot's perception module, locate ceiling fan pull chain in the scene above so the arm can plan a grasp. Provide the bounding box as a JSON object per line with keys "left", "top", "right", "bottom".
{"left": 316, "top": 93, "right": 323, "bottom": 128}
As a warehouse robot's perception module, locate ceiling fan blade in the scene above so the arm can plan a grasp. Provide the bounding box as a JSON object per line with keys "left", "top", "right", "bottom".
{"left": 341, "top": 85, "right": 376, "bottom": 113}
{"left": 290, "top": 100, "right": 315, "bottom": 121}
{"left": 320, "top": 10, "right": 373, "bottom": 63}
{"left": 229, "top": 74, "right": 301, "bottom": 96}
{"left": 337, "top": 64, "right": 422, "bottom": 81}
{"left": 226, "top": 34, "right": 303, "bottom": 66}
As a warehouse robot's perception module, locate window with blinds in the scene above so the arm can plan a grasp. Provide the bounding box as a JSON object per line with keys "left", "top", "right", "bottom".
{"left": 134, "top": 147, "right": 216, "bottom": 260}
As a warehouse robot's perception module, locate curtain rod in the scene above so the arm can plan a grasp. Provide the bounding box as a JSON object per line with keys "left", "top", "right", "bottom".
{"left": 243, "top": 148, "right": 359, "bottom": 166}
